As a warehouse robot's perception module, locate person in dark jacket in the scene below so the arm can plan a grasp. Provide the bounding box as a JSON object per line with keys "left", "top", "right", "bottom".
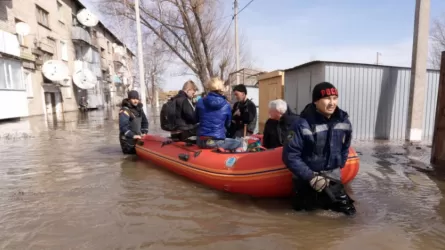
{"left": 228, "top": 84, "right": 257, "bottom": 138}
{"left": 170, "top": 80, "right": 199, "bottom": 141}
{"left": 196, "top": 77, "right": 242, "bottom": 151}
{"left": 119, "top": 90, "right": 149, "bottom": 154}
{"left": 282, "top": 82, "right": 356, "bottom": 216}
{"left": 263, "top": 99, "right": 298, "bottom": 149}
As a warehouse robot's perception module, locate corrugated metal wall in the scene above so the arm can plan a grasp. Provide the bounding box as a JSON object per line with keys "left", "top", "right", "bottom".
{"left": 284, "top": 63, "right": 325, "bottom": 114}
{"left": 423, "top": 71, "right": 440, "bottom": 141}
{"left": 323, "top": 63, "right": 439, "bottom": 142}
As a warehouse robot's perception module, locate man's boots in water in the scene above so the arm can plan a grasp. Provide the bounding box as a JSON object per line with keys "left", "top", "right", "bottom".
{"left": 323, "top": 180, "right": 356, "bottom": 216}
{"left": 291, "top": 177, "right": 356, "bottom": 216}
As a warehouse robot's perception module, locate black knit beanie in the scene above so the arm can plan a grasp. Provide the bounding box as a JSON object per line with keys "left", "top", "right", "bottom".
{"left": 128, "top": 90, "right": 140, "bottom": 100}
{"left": 233, "top": 84, "right": 247, "bottom": 95}
{"left": 312, "top": 82, "right": 338, "bottom": 102}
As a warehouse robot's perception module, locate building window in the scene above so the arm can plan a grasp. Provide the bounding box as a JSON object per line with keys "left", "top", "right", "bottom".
{"left": 60, "top": 40, "right": 68, "bottom": 61}
{"left": 107, "top": 41, "right": 110, "bottom": 53}
{"left": 0, "top": 58, "right": 24, "bottom": 90}
{"left": 57, "top": 2, "right": 65, "bottom": 25}
{"left": 36, "top": 5, "right": 49, "bottom": 28}
{"left": 0, "top": 60, "right": 6, "bottom": 89}
{"left": 24, "top": 71, "right": 33, "bottom": 97}
{"left": 75, "top": 44, "right": 84, "bottom": 61}
{"left": 92, "top": 49, "right": 100, "bottom": 63}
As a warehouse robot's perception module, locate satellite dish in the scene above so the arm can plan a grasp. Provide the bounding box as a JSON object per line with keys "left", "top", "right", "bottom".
{"left": 15, "top": 22, "right": 30, "bottom": 36}
{"left": 76, "top": 9, "right": 99, "bottom": 27}
{"left": 73, "top": 68, "right": 97, "bottom": 89}
{"left": 42, "top": 60, "right": 69, "bottom": 82}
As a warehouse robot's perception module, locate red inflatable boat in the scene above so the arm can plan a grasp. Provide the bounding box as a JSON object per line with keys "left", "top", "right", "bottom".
{"left": 135, "top": 135, "right": 360, "bottom": 198}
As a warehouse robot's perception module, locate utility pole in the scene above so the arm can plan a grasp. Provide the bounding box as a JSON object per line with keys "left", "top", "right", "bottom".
{"left": 153, "top": 40, "right": 160, "bottom": 107}
{"left": 151, "top": 72, "right": 159, "bottom": 107}
{"left": 135, "top": 0, "right": 147, "bottom": 114}
{"left": 431, "top": 51, "right": 445, "bottom": 165}
{"left": 155, "top": 86, "right": 159, "bottom": 107}
{"left": 234, "top": 0, "right": 240, "bottom": 86}
{"left": 406, "top": 0, "right": 430, "bottom": 142}
{"left": 376, "top": 52, "right": 381, "bottom": 65}
{"left": 123, "top": 1, "right": 131, "bottom": 90}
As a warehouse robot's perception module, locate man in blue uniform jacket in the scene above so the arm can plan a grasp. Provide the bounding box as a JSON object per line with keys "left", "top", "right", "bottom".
{"left": 282, "top": 82, "right": 356, "bottom": 216}
{"left": 119, "top": 90, "right": 149, "bottom": 154}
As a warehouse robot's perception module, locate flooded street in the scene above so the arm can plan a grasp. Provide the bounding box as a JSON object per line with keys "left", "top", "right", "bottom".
{"left": 1, "top": 108, "right": 445, "bottom": 250}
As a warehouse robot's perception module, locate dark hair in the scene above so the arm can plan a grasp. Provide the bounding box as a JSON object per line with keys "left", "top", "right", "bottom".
{"left": 233, "top": 84, "right": 247, "bottom": 94}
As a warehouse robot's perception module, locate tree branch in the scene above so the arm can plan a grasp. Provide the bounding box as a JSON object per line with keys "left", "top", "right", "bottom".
{"left": 190, "top": 0, "right": 214, "bottom": 77}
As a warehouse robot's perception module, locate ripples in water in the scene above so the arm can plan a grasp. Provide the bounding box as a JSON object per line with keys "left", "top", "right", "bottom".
{"left": 0, "top": 108, "right": 444, "bottom": 249}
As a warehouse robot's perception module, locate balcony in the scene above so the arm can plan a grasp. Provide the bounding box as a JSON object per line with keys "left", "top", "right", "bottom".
{"left": 37, "top": 41, "right": 55, "bottom": 54}
{"left": 74, "top": 60, "right": 101, "bottom": 78}
{"left": 113, "top": 53, "right": 125, "bottom": 66}
{"left": 100, "top": 57, "right": 109, "bottom": 71}
{"left": 92, "top": 63, "right": 101, "bottom": 77}
{"left": 0, "top": 30, "right": 20, "bottom": 57}
{"left": 111, "top": 75, "right": 122, "bottom": 85}
{"left": 20, "top": 48, "right": 35, "bottom": 61}
{"left": 72, "top": 26, "right": 92, "bottom": 45}
{"left": 20, "top": 47, "right": 36, "bottom": 70}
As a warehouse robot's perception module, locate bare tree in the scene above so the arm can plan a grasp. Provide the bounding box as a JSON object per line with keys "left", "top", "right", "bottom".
{"left": 430, "top": 16, "right": 445, "bottom": 69}
{"left": 143, "top": 35, "right": 170, "bottom": 104}
{"left": 95, "top": 0, "right": 252, "bottom": 89}
{"left": 97, "top": 0, "right": 169, "bottom": 100}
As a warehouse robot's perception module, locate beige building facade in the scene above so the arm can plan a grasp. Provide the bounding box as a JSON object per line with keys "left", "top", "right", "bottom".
{"left": 0, "top": 0, "right": 134, "bottom": 120}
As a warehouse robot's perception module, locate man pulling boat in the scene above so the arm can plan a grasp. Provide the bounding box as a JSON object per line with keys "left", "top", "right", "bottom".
{"left": 282, "top": 82, "right": 356, "bottom": 216}
{"left": 119, "top": 90, "right": 149, "bottom": 154}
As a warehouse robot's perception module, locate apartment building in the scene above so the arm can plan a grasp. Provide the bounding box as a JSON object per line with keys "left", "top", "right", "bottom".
{"left": 94, "top": 23, "right": 134, "bottom": 107}
{"left": 0, "top": 0, "right": 134, "bottom": 120}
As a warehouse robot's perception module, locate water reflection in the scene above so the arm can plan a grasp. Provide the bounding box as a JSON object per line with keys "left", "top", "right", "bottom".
{"left": 0, "top": 108, "right": 444, "bottom": 249}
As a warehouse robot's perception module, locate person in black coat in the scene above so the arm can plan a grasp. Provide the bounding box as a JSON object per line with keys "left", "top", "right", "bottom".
{"left": 262, "top": 99, "right": 298, "bottom": 149}
{"left": 118, "top": 90, "right": 149, "bottom": 154}
{"left": 282, "top": 82, "right": 355, "bottom": 216}
{"left": 170, "top": 80, "right": 199, "bottom": 141}
{"left": 228, "top": 84, "right": 257, "bottom": 138}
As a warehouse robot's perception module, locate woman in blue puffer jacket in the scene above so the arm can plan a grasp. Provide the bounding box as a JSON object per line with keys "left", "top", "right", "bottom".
{"left": 195, "top": 77, "right": 242, "bottom": 151}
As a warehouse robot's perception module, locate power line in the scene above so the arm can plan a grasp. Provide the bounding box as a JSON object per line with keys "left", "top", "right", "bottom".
{"left": 234, "top": 0, "right": 240, "bottom": 84}
{"left": 102, "top": 0, "right": 254, "bottom": 40}
{"left": 236, "top": 0, "right": 255, "bottom": 16}
{"left": 221, "top": 0, "right": 255, "bottom": 39}
{"left": 104, "top": 0, "right": 254, "bottom": 53}
{"left": 222, "top": 19, "right": 234, "bottom": 39}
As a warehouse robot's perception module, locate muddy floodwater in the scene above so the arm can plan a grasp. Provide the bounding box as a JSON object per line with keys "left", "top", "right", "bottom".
{"left": 0, "top": 108, "right": 444, "bottom": 250}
